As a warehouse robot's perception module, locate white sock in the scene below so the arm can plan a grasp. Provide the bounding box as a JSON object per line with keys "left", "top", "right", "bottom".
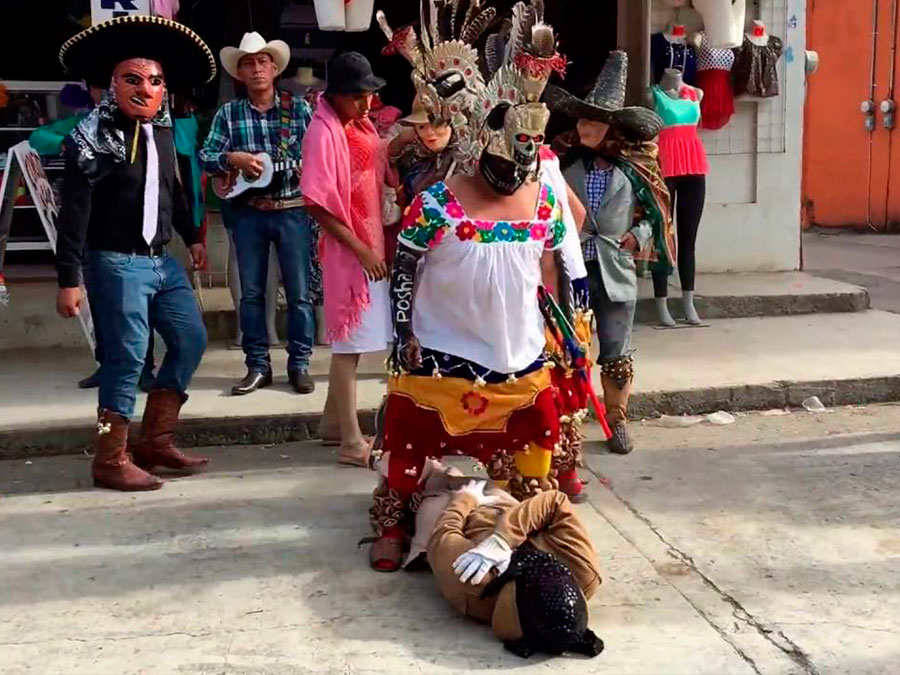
{"left": 683, "top": 291, "right": 702, "bottom": 325}
{"left": 656, "top": 297, "right": 676, "bottom": 327}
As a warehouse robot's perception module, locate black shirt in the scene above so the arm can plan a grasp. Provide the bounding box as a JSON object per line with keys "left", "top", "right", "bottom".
{"left": 56, "top": 119, "right": 197, "bottom": 288}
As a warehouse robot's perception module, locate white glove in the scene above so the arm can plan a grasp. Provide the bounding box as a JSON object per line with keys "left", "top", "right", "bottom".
{"left": 456, "top": 480, "right": 501, "bottom": 508}
{"left": 452, "top": 533, "right": 513, "bottom": 585}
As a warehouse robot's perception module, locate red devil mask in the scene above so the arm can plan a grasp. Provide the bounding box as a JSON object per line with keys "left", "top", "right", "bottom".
{"left": 112, "top": 58, "right": 166, "bottom": 121}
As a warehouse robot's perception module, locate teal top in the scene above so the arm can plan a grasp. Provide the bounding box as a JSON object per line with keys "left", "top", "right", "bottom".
{"left": 28, "top": 114, "right": 87, "bottom": 156}
{"left": 651, "top": 86, "right": 701, "bottom": 127}
{"left": 173, "top": 114, "right": 204, "bottom": 227}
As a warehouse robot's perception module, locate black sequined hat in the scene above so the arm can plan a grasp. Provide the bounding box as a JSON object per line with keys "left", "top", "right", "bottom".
{"left": 59, "top": 15, "right": 216, "bottom": 90}
{"left": 544, "top": 50, "right": 663, "bottom": 141}
{"left": 482, "top": 545, "right": 605, "bottom": 659}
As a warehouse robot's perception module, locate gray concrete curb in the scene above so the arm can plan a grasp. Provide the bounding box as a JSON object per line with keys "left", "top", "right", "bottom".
{"left": 4, "top": 375, "right": 899, "bottom": 461}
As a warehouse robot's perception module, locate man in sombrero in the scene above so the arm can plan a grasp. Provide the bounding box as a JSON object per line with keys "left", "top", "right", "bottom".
{"left": 55, "top": 16, "right": 216, "bottom": 491}
{"left": 545, "top": 51, "right": 675, "bottom": 456}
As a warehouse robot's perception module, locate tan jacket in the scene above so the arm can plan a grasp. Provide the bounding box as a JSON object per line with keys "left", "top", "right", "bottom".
{"left": 426, "top": 490, "right": 602, "bottom": 641}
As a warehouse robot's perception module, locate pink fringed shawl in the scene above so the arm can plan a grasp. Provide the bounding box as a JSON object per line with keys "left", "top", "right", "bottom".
{"left": 301, "top": 97, "right": 385, "bottom": 342}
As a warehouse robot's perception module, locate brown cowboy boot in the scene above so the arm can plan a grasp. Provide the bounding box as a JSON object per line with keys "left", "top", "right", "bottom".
{"left": 92, "top": 410, "right": 163, "bottom": 491}
{"left": 601, "top": 372, "right": 634, "bottom": 455}
{"left": 131, "top": 389, "right": 209, "bottom": 472}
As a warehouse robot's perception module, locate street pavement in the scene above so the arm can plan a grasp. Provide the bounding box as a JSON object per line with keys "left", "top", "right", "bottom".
{"left": 2, "top": 406, "right": 899, "bottom": 674}
{"left": 803, "top": 230, "right": 900, "bottom": 314}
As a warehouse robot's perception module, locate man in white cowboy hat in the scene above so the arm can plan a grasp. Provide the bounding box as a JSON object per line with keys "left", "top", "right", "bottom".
{"left": 201, "top": 32, "right": 318, "bottom": 397}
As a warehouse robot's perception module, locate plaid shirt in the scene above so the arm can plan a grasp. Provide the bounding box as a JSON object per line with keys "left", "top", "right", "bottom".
{"left": 200, "top": 92, "right": 312, "bottom": 200}
{"left": 581, "top": 161, "right": 613, "bottom": 262}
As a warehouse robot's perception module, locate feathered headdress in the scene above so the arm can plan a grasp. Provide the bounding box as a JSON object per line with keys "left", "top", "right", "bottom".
{"left": 378, "top": 0, "right": 566, "bottom": 173}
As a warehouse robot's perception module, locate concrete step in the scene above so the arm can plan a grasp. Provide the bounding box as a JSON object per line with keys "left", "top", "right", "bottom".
{"left": 3, "top": 310, "right": 900, "bottom": 459}
{"left": 634, "top": 271, "right": 869, "bottom": 323}
{"left": 0, "top": 272, "right": 871, "bottom": 349}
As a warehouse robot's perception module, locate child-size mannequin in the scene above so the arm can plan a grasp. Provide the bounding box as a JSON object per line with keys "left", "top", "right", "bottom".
{"left": 693, "top": 30, "right": 736, "bottom": 130}
{"left": 651, "top": 23, "right": 698, "bottom": 86}
{"left": 733, "top": 20, "right": 784, "bottom": 98}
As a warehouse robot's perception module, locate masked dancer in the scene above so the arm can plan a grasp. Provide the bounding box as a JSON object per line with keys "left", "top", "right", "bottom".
{"left": 56, "top": 16, "right": 216, "bottom": 491}
{"left": 369, "top": 0, "right": 574, "bottom": 572}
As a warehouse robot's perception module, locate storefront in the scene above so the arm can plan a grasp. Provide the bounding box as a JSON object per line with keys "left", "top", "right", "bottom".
{"left": 648, "top": 0, "right": 808, "bottom": 273}
{"left": 0, "top": 0, "right": 807, "bottom": 289}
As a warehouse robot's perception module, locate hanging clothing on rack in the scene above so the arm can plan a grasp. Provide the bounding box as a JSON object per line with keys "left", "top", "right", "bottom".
{"left": 651, "top": 33, "right": 697, "bottom": 86}
{"left": 695, "top": 33, "right": 735, "bottom": 130}
{"left": 733, "top": 36, "right": 784, "bottom": 98}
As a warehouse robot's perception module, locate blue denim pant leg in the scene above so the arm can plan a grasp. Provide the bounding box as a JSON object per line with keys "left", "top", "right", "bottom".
{"left": 148, "top": 254, "right": 207, "bottom": 394}
{"left": 272, "top": 208, "right": 314, "bottom": 372}
{"left": 85, "top": 257, "right": 156, "bottom": 373}
{"left": 86, "top": 251, "right": 156, "bottom": 419}
{"left": 232, "top": 207, "right": 273, "bottom": 371}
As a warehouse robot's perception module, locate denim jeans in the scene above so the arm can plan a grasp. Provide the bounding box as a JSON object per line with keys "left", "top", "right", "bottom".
{"left": 84, "top": 260, "right": 156, "bottom": 376}
{"left": 85, "top": 250, "right": 207, "bottom": 419}
{"left": 230, "top": 205, "right": 314, "bottom": 372}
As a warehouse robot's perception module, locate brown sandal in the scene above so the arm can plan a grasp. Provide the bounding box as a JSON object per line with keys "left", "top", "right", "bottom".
{"left": 370, "top": 536, "right": 404, "bottom": 572}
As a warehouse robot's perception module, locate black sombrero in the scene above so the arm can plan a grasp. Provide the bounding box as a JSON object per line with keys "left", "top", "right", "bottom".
{"left": 59, "top": 15, "right": 216, "bottom": 90}
{"left": 544, "top": 50, "right": 662, "bottom": 142}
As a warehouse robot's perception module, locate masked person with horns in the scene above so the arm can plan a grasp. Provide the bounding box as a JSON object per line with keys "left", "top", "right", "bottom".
{"left": 369, "top": 0, "right": 576, "bottom": 573}
{"left": 545, "top": 51, "right": 675, "bottom": 455}
{"left": 56, "top": 16, "right": 216, "bottom": 491}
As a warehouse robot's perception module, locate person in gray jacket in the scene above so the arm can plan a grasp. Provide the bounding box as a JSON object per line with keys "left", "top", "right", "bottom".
{"left": 546, "top": 51, "right": 674, "bottom": 455}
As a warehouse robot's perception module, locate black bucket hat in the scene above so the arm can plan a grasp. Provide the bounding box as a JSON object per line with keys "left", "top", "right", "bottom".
{"left": 544, "top": 50, "right": 663, "bottom": 142}
{"left": 59, "top": 15, "right": 216, "bottom": 90}
{"left": 326, "top": 52, "right": 387, "bottom": 96}
{"left": 481, "top": 544, "right": 605, "bottom": 659}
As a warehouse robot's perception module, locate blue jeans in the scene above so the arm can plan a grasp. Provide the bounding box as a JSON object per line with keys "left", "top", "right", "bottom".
{"left": 84, "top": 259, "right": 156, "bottom": 376}
{"left": 85, "top": 250, "right": 207, "bottom": 419}
{"left": 231, "top": 206, "right": 314, "bottom": 372}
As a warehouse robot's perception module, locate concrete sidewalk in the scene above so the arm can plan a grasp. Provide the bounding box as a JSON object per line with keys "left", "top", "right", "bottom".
{"left": 4, "top": 310, "right": 900, "bottom": 458}
{"left": 803, "top": 230, "right": 900, "bottom": 314}
{"left": 0, "top": 443, "right": 791, "bottom": 675}
{"left": 0, "top": 272, "right": 868, "bottom": 350}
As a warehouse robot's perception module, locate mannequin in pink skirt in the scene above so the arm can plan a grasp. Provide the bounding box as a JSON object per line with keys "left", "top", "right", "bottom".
{"left": 648, "top": 68, "right": 709, "bottom": 328}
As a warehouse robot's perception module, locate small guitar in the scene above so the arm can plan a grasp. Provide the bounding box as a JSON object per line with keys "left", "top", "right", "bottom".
{"left": 211, "top": 152, "right": 302, "bottom": 200}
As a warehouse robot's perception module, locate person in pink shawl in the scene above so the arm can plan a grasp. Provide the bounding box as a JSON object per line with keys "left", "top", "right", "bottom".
{"left": 301, "top": 52, "right": 392, "bottom": 467}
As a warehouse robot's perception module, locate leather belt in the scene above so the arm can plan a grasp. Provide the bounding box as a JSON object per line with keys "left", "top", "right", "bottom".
{"left": 111, "top": 245, "right": 167, "bottom": 258}
{"left": 246, "top": 196, "right": 305, "bottom": 212}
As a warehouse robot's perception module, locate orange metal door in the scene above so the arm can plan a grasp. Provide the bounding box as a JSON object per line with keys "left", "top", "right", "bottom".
{"left": 804, "top": 0, "right": 900, "bottom": 230}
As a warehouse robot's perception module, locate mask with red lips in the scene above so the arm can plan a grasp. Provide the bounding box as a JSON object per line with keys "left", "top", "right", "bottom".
{"left": 112, "top": 58, "right": 166, "bottom": 121}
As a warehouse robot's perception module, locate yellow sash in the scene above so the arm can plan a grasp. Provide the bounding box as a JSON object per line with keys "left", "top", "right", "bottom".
{"left": 388, "top": 367, "right": 552, "bottom": 436}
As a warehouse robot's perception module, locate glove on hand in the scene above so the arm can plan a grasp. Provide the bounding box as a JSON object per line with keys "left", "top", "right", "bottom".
{"left": 452, "top": 533, "right": 513, "bottom": 585}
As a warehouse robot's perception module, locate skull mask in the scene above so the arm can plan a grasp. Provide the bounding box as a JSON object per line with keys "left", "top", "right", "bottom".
{"left": 112, "top": 58, "right": 166, "bottom": 122}
{"left": 484, "top": 102, "right": 550, "bottom": 169}
{"left": 479, "top": 101, "right": 550, "bottom": 195}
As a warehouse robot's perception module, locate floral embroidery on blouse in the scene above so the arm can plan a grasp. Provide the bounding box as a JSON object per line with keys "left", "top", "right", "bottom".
{"left": 398, "top": 181, "right": 565, "bottom": 251}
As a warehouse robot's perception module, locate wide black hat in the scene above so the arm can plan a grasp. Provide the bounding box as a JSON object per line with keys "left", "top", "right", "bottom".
{"left": 544, "top": 50, "right": 663, "bottom": 141}
{"left": 59, "top": 15, "right": 216, "bottom": 90}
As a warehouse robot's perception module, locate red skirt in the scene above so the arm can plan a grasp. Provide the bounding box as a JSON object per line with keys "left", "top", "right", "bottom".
{"left": 382, "top": 387, "right": 560, "bottom": 497}
{"left": 697, "top": 68, "right": 735, "bottom": 131}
